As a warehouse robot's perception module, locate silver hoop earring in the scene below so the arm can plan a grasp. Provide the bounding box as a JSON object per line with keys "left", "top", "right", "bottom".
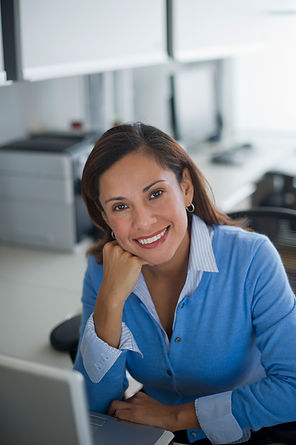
{"left": 186, "top": 203, "right": 195, "bottom": 213}
{"left": 111, "top": 231, "right": 116, "bottom": 239}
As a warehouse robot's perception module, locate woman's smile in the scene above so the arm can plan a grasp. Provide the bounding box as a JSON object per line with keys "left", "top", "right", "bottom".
{"left": 134, "top": 226, "right": 170, "bottom": 248}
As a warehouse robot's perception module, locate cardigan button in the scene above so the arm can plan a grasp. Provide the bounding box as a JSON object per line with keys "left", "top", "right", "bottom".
{"left": 190, "top": 431, "right": 197, "bottom": 439}
{"left": 166, "top": 369, "right": 173, "bottom": 376}
{"left": 175, "top": 337, "right": 182, "bottom": 343}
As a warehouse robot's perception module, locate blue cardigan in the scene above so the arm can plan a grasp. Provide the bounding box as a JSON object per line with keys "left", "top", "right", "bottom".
{"left": 74, "top": 224, "right": 296, "bottom": 444}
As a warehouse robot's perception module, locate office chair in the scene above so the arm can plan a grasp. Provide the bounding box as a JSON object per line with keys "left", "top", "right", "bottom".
{"left": 252, "top": 171, "right": 296, "bottom": 212}
{"left": 50, "top": 313, "right": 82, "bottom": 364}
{"left": 228, "top": 206, "right": 296, "bottom": 294}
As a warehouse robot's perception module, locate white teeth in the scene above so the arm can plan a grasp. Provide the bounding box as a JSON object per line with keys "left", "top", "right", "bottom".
{"left": 137, "top": 228, "right": 167, "bottom": 245}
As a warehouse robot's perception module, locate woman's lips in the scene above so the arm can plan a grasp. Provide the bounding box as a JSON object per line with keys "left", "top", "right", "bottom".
{"left": 134, "top": 227, "right": 169, "bottom": 249}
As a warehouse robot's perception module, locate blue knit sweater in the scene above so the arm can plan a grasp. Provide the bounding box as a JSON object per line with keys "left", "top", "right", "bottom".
{"left": 74, "top": 223, "right": 296, "bottom": 444}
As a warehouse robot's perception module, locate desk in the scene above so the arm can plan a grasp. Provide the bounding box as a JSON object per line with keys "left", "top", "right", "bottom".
{"left": 0, "top": 241, "right": 88, "bottom": 368}
{"left": 191, "top": 137, "right": 296, "bottom": 212}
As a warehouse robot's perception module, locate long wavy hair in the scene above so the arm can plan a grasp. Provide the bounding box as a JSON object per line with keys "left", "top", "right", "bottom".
{"left": 82, "top": 122, "right": 236, "bottom": 263}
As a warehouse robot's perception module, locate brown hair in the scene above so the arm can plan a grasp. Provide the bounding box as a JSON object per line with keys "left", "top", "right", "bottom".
{"left": 82, "top": 122, "right": 236, "bottom": 263}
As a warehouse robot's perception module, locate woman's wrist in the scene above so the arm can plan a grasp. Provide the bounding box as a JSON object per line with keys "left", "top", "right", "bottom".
{"left": 93, "top": 293, "right": 124, "bottom": 348}
{"left": 171, "top": 402, "right": 200, "bottom": 432}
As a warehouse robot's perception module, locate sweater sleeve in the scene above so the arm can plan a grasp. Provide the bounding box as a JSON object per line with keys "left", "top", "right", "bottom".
{"left": 73, "top": 255, "right": 129, "bottom": 413}
{"left": 195, "top": 238, "right": 296, "bottom": 444}
{"left": 232, "top": 238, "right": 296, "bottom": 430}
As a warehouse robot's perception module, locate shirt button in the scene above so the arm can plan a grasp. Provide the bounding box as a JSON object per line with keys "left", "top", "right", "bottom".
{"left": 166, "top": 369, "right": 173, "bottom": 376}
{"left": 175, "top": 337, "right": 182, "bottom": 343}
{"left": 190, "top": 431, "right": 197, "bottom": 439}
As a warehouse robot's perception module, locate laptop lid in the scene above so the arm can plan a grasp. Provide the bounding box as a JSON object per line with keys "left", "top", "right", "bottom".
{"left": 0, "top": 354, "right": 174, "bottom": 445}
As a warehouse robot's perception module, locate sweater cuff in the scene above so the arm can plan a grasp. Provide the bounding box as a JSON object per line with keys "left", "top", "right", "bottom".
{"left": 80, "top": 314, "right": 122, "bottom": 383}
{"left": 195, "top": 391, "right": 250, "bottom": 444}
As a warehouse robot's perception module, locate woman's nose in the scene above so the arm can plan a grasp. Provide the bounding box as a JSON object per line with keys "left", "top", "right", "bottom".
{"left": 132, "top": 205, "right": 156, "bottom": 229}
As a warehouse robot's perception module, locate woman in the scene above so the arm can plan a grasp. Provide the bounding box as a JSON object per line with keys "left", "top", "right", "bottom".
{"left": 74, "top": 122, "right": 296, "bottom": 444}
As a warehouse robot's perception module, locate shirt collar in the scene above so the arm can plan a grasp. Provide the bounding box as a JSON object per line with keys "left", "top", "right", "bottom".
{"left": 188, "top": 214, "right": 218, "bottom": 273}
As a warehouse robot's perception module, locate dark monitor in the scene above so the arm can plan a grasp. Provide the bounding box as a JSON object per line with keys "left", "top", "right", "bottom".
{"left": 170, "top": 61, "right": 222, "bottom": 149}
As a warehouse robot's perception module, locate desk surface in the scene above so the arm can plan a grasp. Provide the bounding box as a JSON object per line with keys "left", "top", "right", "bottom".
{"left": 0, "top": 241, "right": 88, "bottom": 369}
{"left": 0, "top": 136, "right": 295, "bottom": 369}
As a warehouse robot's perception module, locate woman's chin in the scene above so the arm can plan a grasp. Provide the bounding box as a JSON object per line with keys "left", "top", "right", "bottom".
{"left": 139, "top": 251, "right": 176, "bottom": 268}
{"left": 118, "top": 239, "right": 176, "bottom": 266}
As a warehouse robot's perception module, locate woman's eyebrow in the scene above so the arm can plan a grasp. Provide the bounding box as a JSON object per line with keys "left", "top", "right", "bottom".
{"left": 142, "top": 179, "right": 166, "bottom": 193}
{"left": 104, "top": 195, "right": 125, "bottom": 204}
{"left": 104, "top": 180, "right": 166, "bottom": 204}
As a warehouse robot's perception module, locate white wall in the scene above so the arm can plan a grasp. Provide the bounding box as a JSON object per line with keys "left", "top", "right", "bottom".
{"left": 0, "top": 75, "right": 87, "bottom": 146}
{"left": 132, "top": 65, "right": 171, "bottom": 134}
{"left": 0, "top": 83, "right": 26, "bottom": 144}
{"left": 232, "top": 13, "right": 296, "bottom": 137}
{"left": 0, "top": 65, "right": 174, "bottom": 147}
{"left": 21, "top": 76, "right": 86, "bottom": 132}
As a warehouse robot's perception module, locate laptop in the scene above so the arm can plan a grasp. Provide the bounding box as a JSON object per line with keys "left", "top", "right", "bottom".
{"left": 0, "top": 354, "right": 174, "bottom": 445}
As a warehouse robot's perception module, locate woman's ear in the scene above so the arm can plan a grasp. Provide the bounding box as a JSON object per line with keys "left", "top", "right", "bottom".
{"left": 181, "top": 168, "right": 194, "bottom": 205}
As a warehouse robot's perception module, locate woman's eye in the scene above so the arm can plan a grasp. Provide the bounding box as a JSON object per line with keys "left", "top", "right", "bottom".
{"left": 150, "top": 189, "right": 163, "bottom": 199}
{"left": 113, "top": 203, "right": 128, "bottom": 211}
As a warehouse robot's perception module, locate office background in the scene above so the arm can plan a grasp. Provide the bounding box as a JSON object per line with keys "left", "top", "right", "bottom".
{"left": 0, "top": 0, "right": 295, "bottom": 371}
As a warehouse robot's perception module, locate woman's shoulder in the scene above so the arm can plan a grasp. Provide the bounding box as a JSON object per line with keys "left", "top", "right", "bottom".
{"left": 214, "top": 223, "right": 266, "bottom": 238}
{"left": 213, "top": 224, "right": 270, "bottom": 252}
{"left": 212, "top": 224, "right": 280, "bottom": 273}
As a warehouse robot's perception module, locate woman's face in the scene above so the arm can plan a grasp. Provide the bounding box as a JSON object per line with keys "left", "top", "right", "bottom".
{"left": 99, "top": 150, "right": 194, "bottom": 266}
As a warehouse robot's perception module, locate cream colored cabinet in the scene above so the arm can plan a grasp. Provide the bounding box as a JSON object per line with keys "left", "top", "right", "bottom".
{"left": 171, "top": 0, "right": 267, "bottom": 61}
{"left": 3, "top": 1, "right": 289, "bottom": 83}
{"left": 17, "top": 0, "right": 167, "bottom": 81}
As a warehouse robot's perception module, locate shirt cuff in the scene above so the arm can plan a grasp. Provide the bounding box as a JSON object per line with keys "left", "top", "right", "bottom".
{"left": 195, "top": 391, "right": 250, "bottom": 444}
{"left": 119, "top": 322, "right": 143, "bottom": 357}
{"left": 80, "top": 314, "right": 122, "bottom": 383}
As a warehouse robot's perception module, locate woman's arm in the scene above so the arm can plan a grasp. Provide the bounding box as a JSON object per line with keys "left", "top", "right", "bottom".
{"left": 231, "top": 238, "right": 296, "bottom": 429}
{"left": 74, "top": 245, "right": 147, "bottom": 413}
{"left": 73, "top": 254, "right": 127, "bottom": 412}
{"left": 93, "top": 241, "right": 147, "bottom": 348}
{"left": 194, "top": 238, "right": 296, "bottom": 444}
{"left": 108, "top": 392, "right": 200, "bottom": 432}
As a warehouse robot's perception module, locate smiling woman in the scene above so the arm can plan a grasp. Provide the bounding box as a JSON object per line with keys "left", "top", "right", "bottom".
{"left": 74, "top": 122, "right": 296, "bottom": 445}
{"left": 98, "top": 151, "right": 193, "bottom": 267}
{"left": 81, "top": 122, "right": 233, "bottom": 264}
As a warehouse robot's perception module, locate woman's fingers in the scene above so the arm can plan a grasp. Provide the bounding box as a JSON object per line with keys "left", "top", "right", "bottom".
{"left": 107, "top": 392, "right": 176, "bottom": 430}
{"left": 100, "top": 241, "right": 146, "bottom": 303}
{"left": 107, "top": 399, "right": 130, "bottom": 416}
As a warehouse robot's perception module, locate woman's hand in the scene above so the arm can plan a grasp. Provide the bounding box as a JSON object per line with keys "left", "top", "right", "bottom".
{"left": 108, "top": 392, "right": 200, "bottom": 432}
{"left": 93, "top": 241, "right": 148, "bottom": 348}
{"left": 99, "top": 241, "right": 148, "bottom": 306}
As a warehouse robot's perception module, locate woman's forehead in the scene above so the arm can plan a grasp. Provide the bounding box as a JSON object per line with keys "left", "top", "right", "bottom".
{"left": 98, "top": 152, "right": 176, "bottom": 197}
{"left": 102, "top": 151, "right": 168, "bottom": 179}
